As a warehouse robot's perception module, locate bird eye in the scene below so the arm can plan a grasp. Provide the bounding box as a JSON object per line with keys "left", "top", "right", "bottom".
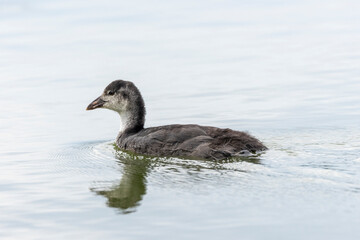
{"left": 107, "top": 91, "right": 115, "bottom": 95}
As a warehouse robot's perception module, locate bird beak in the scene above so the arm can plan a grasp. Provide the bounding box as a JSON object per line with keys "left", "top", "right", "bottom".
{"left": 86, "top": 96, "right": 106, "bottom": 110}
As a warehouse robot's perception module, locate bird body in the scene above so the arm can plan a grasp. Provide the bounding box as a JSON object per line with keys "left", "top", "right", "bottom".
{"left": 87, "top": 80, "right": 267, "bottom": 160}
{"left": 117, "top": 124, "right": 265, "bottom": 160}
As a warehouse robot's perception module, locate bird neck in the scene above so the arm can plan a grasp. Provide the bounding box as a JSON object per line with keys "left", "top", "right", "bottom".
{"left": 116, "top": 86, "right": 146, "bottom": 141}
{"left": 118, "top": 106, "right": 145, "bottom": 137}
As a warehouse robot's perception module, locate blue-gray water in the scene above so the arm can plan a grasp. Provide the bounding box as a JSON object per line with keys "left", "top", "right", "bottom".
{"left": 1, "top": 0, "right": 360, "bottom": 239}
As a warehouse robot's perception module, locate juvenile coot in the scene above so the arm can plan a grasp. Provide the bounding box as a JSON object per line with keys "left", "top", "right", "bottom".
{"left": 87, "top": 80, "right": 267, "bottom": 160}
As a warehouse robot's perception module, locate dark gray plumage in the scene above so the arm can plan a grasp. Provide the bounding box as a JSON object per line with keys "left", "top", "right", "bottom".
{"left": 87, "top": 80, "right": 267, "bottom": 160}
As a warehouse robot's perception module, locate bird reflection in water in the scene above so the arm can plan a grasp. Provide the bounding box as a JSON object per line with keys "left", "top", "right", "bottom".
{"left": 91, "top": 147, "right": 263, "bottom": 214}
{"left": 91, "top": 150, "right": 152, "bottom": 214}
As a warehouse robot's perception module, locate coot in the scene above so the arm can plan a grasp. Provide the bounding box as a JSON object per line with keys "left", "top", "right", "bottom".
{"left": 87, "top": 80, "right": 267, "bottom": 160}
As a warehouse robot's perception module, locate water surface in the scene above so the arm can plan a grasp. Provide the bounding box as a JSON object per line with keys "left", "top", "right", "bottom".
{"left": 1, "top": 0, "right": 360, "bottom": 239}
